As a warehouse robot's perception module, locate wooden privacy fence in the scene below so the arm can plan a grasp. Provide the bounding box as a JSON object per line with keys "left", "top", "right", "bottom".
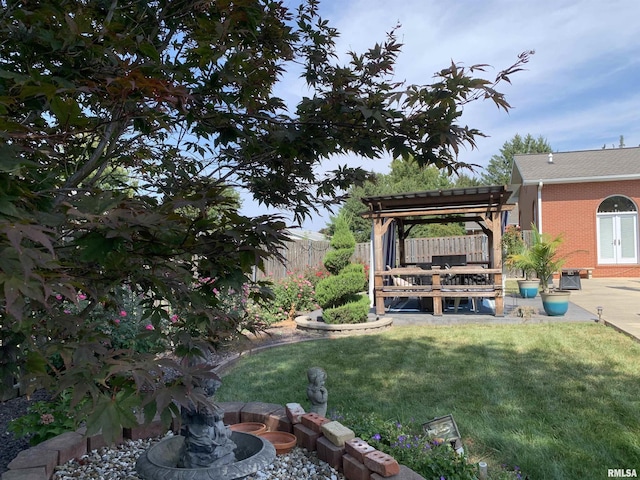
{"left": 257, "top": 234, "right": 492, "bottom": 281}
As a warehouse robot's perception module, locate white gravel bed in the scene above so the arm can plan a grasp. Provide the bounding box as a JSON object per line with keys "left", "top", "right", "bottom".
{"left": 53, "top": 432, "right": 345, "bottom": 480}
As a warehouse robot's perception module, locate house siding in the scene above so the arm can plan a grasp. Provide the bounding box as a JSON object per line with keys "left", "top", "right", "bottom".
{"left": 520, "top": 180, "right": 640, "bottom": 278}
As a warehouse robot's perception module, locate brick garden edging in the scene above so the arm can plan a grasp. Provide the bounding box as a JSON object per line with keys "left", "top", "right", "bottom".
{"left": 3, "top": 401, "right": 425, "bottom": 480}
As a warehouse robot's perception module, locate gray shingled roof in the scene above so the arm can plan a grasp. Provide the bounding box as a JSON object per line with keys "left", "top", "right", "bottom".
{"left": 511, "top": 146, "right": 640, "bottom": 185}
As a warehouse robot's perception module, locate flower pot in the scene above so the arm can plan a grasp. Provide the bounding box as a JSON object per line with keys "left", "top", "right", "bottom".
{"left": 229, "top": 422, "right": 268, "bottom": 435}
{"left": 258, "top": 431, "right": 297, "bottom": 455}
{"left": 517, "top": 279, "right": 539, "bottom": 298}
{"left": 541, "top": 290, "right": 571, "bottom": 316}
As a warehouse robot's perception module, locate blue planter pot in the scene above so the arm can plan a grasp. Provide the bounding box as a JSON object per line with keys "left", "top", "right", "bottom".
{"left": 517, "top": 280, "right": 539, "bottom": 298}
{"left": 541, "top": 291, "right": 571, "bottom": 316}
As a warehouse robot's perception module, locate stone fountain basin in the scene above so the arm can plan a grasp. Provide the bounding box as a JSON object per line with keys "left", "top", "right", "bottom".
{"left": 136, "top": 431, "right": 276, "bottom": 480}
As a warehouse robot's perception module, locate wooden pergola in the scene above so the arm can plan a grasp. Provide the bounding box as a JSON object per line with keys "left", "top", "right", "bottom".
{"left": 361, "top": 185, "right": 515, "bottom": 316}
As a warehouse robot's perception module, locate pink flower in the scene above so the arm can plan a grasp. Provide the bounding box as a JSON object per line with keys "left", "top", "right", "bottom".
{"left": 40, "top": 413, "right": 55, "bottom": 425}
{"left": 145, "top": 324, "right": 154, "bottom": 331}
{"left": 119, "top": 310, "right": 127, "bottom": 317}
{"left": 64, "top": 309, "right": 71, "bottom": 314}
{"left": 212, "top": 288, "right": 219, "bottom": 295}
{"left": 170, "top": 314, "right": 179, "bottom": 323}
{"left": 114, "top": 318, "right": 121, "bottom": 325}
{"left": 77, "top": 293, "right": 87, "bottom": 300}
{"left": 55, "top": 294, "right": 63, "bottom": 300}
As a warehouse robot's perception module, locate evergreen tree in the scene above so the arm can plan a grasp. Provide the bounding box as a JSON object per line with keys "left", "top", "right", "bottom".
{"left": 326, "top": 157, "right": 465, "bottom": 241}
{"left": 480, "top": 134, "right": 552, "bottom": 185}
{"left": 315, "top": 217, "right": 368, "bottom": 324}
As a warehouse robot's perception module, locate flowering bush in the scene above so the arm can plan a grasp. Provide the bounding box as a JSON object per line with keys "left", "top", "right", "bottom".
{"left": 55, "top": 286, "right": 168, "bottom": 354}
{"left": 303, "top": 263, "right": 331, "bottom": 287}
{"left": 260, "top": 273, "right": 319, "bottom": 324}
{"left": 502, "top": 225, "right": 525, "bottom": 258}
{"left": 9, "top": 390, "right": 85, "bottom": 446}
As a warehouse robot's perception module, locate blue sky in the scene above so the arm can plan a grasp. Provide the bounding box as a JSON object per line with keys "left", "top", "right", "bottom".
{"left": 240, "top": 0, "right": 640, "bottom": 231}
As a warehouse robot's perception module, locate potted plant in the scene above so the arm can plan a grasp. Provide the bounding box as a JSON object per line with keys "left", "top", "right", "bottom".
{"left": 504, "top": 225, "right": 539, "bottom": 298}
{"left": 507, "top": 226, "right": 572, "bottom": 315}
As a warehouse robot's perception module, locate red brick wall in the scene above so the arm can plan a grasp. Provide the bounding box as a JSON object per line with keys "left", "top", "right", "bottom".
{"left": 519, "top": 180, "right": 640, "bottom": 278}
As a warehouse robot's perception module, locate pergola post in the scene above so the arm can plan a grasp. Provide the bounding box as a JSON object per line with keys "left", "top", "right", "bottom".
{"left": 372, "top": 216, "right": 394, "bottom": 314}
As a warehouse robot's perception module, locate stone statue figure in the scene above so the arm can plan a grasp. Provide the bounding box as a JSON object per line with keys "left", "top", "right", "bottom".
{"left": 306, "top": 366, "right": 328, "bottom": 417}
{"left": 177, "top": 378, "right": 237, "bottom": 468}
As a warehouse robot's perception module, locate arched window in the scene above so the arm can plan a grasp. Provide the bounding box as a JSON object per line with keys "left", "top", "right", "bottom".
{"left": 598, "top": 196, "right": 637, "bottom": 213}
{"left": 596, "top": 196, "right": 638, "bottom": 264}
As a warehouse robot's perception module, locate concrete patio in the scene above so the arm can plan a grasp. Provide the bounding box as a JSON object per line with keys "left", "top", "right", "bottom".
{"left": 383, "top": 277, "right": 640, "bottom": 341}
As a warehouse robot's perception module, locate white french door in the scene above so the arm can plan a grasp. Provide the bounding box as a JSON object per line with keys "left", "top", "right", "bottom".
{"left": 597, "top": 213, "right": 638, "bottom": 264}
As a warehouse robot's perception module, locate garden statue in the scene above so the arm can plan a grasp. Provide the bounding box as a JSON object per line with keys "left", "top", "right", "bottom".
{"left": 306, "top": 366, "right": 328, "bottom": 417}
{"left": 177, "top": 378, "right": 237, "bottom": 468}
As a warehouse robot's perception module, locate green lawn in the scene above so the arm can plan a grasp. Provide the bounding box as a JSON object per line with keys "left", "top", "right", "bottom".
{"left": 217, "top": 323, "right": 640, "bottom": 479}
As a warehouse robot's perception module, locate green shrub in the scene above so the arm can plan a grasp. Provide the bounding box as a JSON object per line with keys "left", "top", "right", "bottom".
{"left": 315, "top": 264, "right": 366, "bottom": 308}
{"left": 9, "top": 390, "right": 85, "bottom": 446}
{"left": 316, "top": 217, "right": 369, "bottom": 324}
{"left": 324, "top": 216, "right": 355, "bottom": 275}
{"left": 322, "top": 293, "right": 369, "bottom": 324}
{"left": 323, "top": 249, "right": 354, "bottom": 275}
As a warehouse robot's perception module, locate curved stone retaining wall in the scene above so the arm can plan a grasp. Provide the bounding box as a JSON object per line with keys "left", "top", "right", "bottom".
{"left": 294, "top": 316, "right": 393, "bottom": 335}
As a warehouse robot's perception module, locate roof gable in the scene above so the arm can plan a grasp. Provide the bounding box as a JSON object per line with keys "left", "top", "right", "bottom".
{"left": 511, "top": 146, "right": 640, "bottom": 186}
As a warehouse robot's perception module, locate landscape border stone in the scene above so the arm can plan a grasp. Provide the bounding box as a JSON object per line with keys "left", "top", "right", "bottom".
{"left": 294, "top": 316, "right": 393, "bottom": 334}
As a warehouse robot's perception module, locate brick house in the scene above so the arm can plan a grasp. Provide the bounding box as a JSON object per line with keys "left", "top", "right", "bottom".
{"left": 510, "top": 147, "right": 640, "bottom": 278}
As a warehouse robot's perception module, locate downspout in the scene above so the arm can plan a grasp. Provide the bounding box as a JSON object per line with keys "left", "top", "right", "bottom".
{"left": 537, "top": 181, "right": 543, "bottom": 233}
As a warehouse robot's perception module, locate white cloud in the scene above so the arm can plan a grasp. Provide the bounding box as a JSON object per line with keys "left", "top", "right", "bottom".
{"left": 242, "top": 0, "right": 640, "bottom": 231}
